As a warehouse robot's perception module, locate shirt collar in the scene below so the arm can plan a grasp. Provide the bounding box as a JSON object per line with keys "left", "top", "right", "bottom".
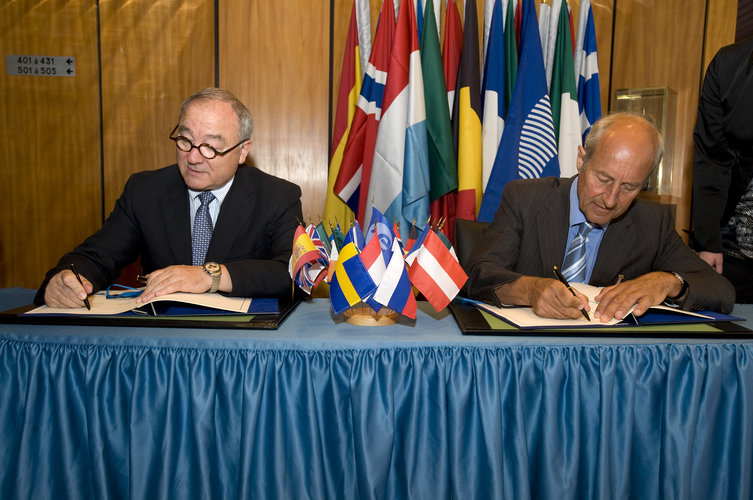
{"left": 188, "top": 175, "right": 235, "bottom": 205}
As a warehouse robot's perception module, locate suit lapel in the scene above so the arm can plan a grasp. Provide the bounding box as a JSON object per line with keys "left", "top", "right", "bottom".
{"left": 160, "top": 180, "right": 192, "bottom": 265}
{"left": 208, "top": 169, "right": 255, "bottom": 262}
{"left": 592, "top": 210, "right": 636, "bottom": 284}
{"left": 537, "top": 178, "right": 572, "bottom": 270}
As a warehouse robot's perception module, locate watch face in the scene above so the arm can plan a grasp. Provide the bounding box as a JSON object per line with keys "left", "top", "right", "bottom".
{"left": 204, "top": 262, "right": 221, "bottom": 274}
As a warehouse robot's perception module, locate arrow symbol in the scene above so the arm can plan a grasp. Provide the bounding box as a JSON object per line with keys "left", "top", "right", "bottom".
{"left": 66, "top": 58, "right": 73, "bottom": 65}
{"left": 67, "top": 68, "right": 73, "bottom": 75}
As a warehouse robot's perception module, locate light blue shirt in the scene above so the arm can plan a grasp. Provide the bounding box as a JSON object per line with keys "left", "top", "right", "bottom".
{"left": 565, "top": 177, "right": 607, "bottom": 283}
{"left": 188, "top": 177, "right": 235, "bottom": 232}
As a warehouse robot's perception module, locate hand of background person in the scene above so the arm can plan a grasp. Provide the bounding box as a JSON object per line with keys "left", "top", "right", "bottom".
{"left": 697, "top": 251, "right": 723, "bottom": 273}
{"left": 44, "top": 269, "right": 93, "bottom": 308}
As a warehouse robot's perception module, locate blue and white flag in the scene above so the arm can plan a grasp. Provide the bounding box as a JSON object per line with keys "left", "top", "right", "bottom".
{"left": 477, "top": 0, "right": 559, "bottom": 222}
{"left": 366, "top": 0, "right": 430, "bottom": 236}
{"left": 574, "top": 0, "right": 601, "bottom": 142}
{"left": 373, "top": 236, "right": 417, "bottom": 319}
{"left": 364, "top": 206, "right": 394, "bottom": 263}
{"left": 481, "top": 0, "right": 507, "bottom": 191}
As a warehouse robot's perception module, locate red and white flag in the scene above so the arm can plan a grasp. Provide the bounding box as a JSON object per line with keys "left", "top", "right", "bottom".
{"left": 405, "top": 229, "right": 468, "bottom": 311}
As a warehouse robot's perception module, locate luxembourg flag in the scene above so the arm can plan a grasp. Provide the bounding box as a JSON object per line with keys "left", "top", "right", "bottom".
{"left": 365, "top": 0, "right": 430, "bottom": 238}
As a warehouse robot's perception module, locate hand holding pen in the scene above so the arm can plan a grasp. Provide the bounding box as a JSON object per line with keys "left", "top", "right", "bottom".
{"left": 69, "top": 264, "right": 92, "bottom": 310}
{"left": 553, "top": 265, "right": 591, "bottom": 321}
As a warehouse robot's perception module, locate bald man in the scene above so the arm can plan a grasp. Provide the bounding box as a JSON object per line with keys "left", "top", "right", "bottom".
{"left": 464, "top": 113, "right": 735, "bottom": 321}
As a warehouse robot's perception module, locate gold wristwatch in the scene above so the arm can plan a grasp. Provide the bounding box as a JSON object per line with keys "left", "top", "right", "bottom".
{"left": 202, "top": 262, "right": 221, "bottom": 293}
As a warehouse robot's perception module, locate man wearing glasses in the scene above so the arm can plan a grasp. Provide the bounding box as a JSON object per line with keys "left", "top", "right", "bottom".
{"left": 36, "top": 88, "right": 303, "bottom": 307}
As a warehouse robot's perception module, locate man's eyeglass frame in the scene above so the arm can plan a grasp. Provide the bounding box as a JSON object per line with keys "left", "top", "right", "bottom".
{"left": 169, "top": 124, "right": 248, "bottom": 160}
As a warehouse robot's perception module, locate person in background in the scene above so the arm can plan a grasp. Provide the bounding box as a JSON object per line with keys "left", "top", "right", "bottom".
{"left": 37, "top": 87, "right": 302, "bottom": 307}
{"left": 464, "top": 112, "right": 735, "bottom": 321}
{"left": 692, "top": 36, "right": 753, "bottom": 303}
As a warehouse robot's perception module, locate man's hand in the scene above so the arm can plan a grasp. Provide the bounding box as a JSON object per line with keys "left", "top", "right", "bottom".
{"left": 593, "top": 271, "right": 682, "bottom": 322}
{"left": 698, "top": 251, "right": 723, "bottom": 273}
{"left": 44, "top": 269, "right": 93, "bottom": 308}
{"left": 496, "top": 276, "right": 591, "bottom": 320}
{"left": 136, "top": 265, "right": 212, "bottom": 303}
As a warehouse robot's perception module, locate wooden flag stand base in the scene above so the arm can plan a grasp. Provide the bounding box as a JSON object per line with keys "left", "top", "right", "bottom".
{"left": 343, "top": 303, "right": 399, "bottom": 326}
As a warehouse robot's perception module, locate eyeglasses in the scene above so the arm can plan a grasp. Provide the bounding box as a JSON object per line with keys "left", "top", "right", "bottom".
{"left": 169, "top": 125, "right": 247, "bottom": 160}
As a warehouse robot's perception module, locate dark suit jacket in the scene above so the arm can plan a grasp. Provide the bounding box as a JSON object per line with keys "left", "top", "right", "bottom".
{"left": 464, "top": 176, "right": 735, "bottom": 313}
{"left": 692, "top": 36, "right": 753, "bottom": 253}
{"left": 35, "top": 164, "right": 303, "bottom": 303}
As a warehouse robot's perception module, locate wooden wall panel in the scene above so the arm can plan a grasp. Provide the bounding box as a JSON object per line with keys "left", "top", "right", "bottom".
{"left": 99, "top": 0, "right": 215, "bottom": 212}
{"left": 220, "top": 0, "right": 331, "bottom": 220}
{"left": 703, "top": 0, "right": 738, "bottom": 70}
{"left": 0, "top": 0, "right": 100, "bottom": 288}
{"left": 610, "top": 0, "right": 707, "bottom": 235}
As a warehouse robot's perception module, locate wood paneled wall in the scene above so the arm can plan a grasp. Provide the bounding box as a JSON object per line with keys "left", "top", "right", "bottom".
{"left": 0, "top": 0, "right": 739, "bottom": 289}
{"left": 1, "top": 0, "right": 101, "bottom": 289}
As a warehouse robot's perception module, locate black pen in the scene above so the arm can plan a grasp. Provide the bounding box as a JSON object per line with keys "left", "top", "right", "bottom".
{"left": 69, "top": 263, "right": 91, "bottom": 310}
{"left": 553, "top": 265, "right": 590, "bottom": 321}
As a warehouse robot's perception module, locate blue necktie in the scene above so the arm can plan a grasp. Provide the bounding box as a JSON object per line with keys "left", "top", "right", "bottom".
{"left": 192, "top": 191, "right": 215, "bottom": 266}
{"left": 562, "top": 222, "right": 594, "bottom": 283}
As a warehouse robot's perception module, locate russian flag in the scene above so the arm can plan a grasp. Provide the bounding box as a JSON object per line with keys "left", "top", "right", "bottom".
{"left": 373, "top": 236, "right": 417, "bottom": 319}
{"left": 366, "top": 0, "right": 429, "bottom": 239}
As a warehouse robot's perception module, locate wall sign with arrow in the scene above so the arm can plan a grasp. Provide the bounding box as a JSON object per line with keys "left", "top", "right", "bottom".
{"left": 6, "top": 55, "right": 76, "bottom": 77}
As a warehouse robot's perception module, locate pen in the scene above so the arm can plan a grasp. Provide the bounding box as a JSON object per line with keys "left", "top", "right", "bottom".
{"left": 69, "top": 263, "right": 91, "bottom": 310}
{"left": 553, "top": 265, "right": 590, "bottom": 321}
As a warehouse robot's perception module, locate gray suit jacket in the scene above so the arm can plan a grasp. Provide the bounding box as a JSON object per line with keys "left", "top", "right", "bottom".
{"left": 36, "top": 164, "right": 302, "bottom": 303}
{"left": 464, "top": 176, "right": 735, "bottom": 313}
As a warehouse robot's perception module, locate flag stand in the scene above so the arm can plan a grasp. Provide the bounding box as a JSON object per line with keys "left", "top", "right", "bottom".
{"left": 343, "top": 302, "right": 399, "bottom": 326}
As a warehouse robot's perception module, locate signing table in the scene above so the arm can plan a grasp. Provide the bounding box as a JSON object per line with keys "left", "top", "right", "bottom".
{"left": 1, "top": 287, "right": 752, "bottom": 499}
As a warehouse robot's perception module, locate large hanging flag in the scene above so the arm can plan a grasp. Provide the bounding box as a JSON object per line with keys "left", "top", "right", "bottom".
{"left": 452, "top": 0, "right": 483, "bottom": 222}
{"left": 431, "top": 0, "right": 463, "bottom": 244}
{"left": 334, "top": 0, "right": 396, "bottom": 223}
{"left": 503, "top": 0, "right": 518, "bottom": 108}
{"left": 481, "top": 0, "right": 507, "bottom": 191}
{"left": 574, "top": 0, "right": 602, "bottom": 142}
{"left": 366, "top": 0, "right": 430, "bottom": 237}
{"left": 550, "top": 0, "right": 580, "bottom": 177}
{"left": 538, "top": 0, "right": 561, "bottom": 90}
{"left": 477, "top": 0, "right": 559, "bottom": 222}
{"left": 442, "top": 0, "right": 463, "bottom": 114}
{"left": 421, "top": 0, "right": 457, "bottom": 208}
{"left": 323, "top": 0, "right": 370, "bottom": 228}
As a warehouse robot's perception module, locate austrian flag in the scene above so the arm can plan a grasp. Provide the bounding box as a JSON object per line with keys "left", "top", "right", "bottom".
{"left": 405, "top": 230, "right": 468, "bottom": 311}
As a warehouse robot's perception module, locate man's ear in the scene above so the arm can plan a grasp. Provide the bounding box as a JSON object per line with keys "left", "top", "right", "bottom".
{"left": 238, "top": 140, "right": 252, "bottom": 165}
{"left": 576, "top": 145, "right": 586, "bottom": 172}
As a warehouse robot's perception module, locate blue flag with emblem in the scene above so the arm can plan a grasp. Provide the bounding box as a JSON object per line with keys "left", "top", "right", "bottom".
{"left": 477, "top": 0, "right": 559, "bottom": 222}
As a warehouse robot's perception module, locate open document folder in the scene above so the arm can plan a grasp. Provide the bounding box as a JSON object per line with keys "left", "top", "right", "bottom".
{"left": 24, "top": 290, "right": 276, "bottom": 316}
{"left": 458, "top": 283, "right": 740, "bottom": 329}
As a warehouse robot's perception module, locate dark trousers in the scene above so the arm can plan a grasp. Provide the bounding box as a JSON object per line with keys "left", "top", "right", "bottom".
{"left": 724, "top": 255, "right": 753, "bottom": 303}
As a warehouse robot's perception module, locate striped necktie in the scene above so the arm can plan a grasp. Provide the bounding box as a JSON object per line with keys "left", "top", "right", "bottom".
{"left": 561, "top": 221, "right": 594, "bottom": 283}
{"left": 192, "top": 191, "right": 215, "bottom": 266}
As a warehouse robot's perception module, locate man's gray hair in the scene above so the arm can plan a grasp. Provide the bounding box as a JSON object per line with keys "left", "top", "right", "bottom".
{"left": 179, "top": 87, "right": 254, "bottom": 142}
